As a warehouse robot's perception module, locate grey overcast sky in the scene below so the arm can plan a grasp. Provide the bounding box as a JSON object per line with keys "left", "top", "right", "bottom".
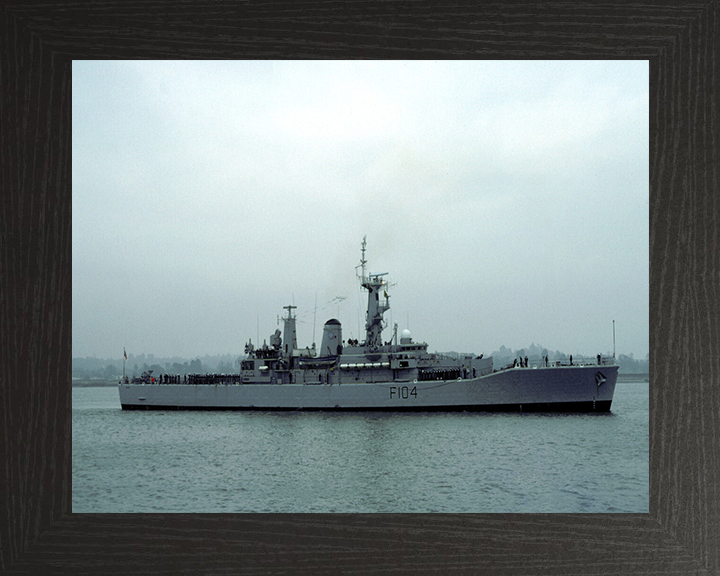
{"left": 72, "top": 60, "right": 648, "bottom": 360}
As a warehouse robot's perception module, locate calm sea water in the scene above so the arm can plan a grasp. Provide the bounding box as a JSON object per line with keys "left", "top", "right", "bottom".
{"left": 72, "top": 381, "right": 648, "bottom": 513}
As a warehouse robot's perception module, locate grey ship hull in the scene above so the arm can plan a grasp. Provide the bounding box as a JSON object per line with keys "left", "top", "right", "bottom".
{"left": 119, "top": 364, "right": 618, "bottom": 412}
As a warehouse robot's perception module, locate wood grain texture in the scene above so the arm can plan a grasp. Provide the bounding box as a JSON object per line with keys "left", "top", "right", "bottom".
{"left": 1, "top": 1, "right": 717, "bottom": 574}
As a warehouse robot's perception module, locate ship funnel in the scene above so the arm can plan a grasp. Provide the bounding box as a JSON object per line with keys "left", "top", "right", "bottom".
{"left": 320, "top": 319, "right": 343, "bottom": 357}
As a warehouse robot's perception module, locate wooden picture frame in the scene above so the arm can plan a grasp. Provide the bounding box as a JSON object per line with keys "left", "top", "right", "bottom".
{"left": 1, "top": 2, "right": 715, "bottom": 574}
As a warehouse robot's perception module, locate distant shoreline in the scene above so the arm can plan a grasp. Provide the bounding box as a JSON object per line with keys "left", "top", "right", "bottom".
{"left": 616, "top": 373, "right": 649, "bottom": 382}
{"left": 72, "top": 380, "right": 119, "bottom": 387}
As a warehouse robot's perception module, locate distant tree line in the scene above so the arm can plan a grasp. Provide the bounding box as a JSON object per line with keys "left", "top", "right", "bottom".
{"left": 486, "top": 344, "right": 648, "bottom": 374}
{"left": 614, "top": 353, "right": 649, "bottom": 374}
{"left": 72, "top": 354, "right": 241, "bottom": 381}
{"left": 73, "top": 346, "right": 649, "bottom": 381}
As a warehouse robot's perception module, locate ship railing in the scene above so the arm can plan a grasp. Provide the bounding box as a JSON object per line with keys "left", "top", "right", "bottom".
{"left": 543, "top": 355, "right": 615, "bottom": 367}
{"left": 494, "top": 355, "right": 614, "bottom": 372}
{"left": 568, "top": 355, "right": 616, "bottom": 366}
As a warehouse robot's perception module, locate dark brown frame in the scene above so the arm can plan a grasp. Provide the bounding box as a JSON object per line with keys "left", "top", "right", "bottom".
{"left": 2, "top": 2, "right": 717, "bottom": 574}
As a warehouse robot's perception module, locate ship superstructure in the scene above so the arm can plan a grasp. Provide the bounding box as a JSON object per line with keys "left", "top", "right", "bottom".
{"left": 119, "top": 238, "right": 618, "bottom": 412}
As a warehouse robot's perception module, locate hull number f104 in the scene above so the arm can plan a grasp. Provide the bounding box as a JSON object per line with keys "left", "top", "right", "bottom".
{"left": 390, "top": 386, "right": 417, "bottom": 399}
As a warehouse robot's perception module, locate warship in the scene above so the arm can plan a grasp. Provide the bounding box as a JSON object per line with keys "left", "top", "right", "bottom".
{"left": 119, "top": 238, "right": 618, "bottom": 412}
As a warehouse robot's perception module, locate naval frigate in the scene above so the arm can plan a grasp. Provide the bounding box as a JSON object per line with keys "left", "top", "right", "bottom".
{"left": 119, "top": 238, "right": 618, "bottom": 412}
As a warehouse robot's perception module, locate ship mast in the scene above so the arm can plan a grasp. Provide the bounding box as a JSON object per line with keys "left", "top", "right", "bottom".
{"left": 357, "top": 236, "right": 390, "bottom": 348}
